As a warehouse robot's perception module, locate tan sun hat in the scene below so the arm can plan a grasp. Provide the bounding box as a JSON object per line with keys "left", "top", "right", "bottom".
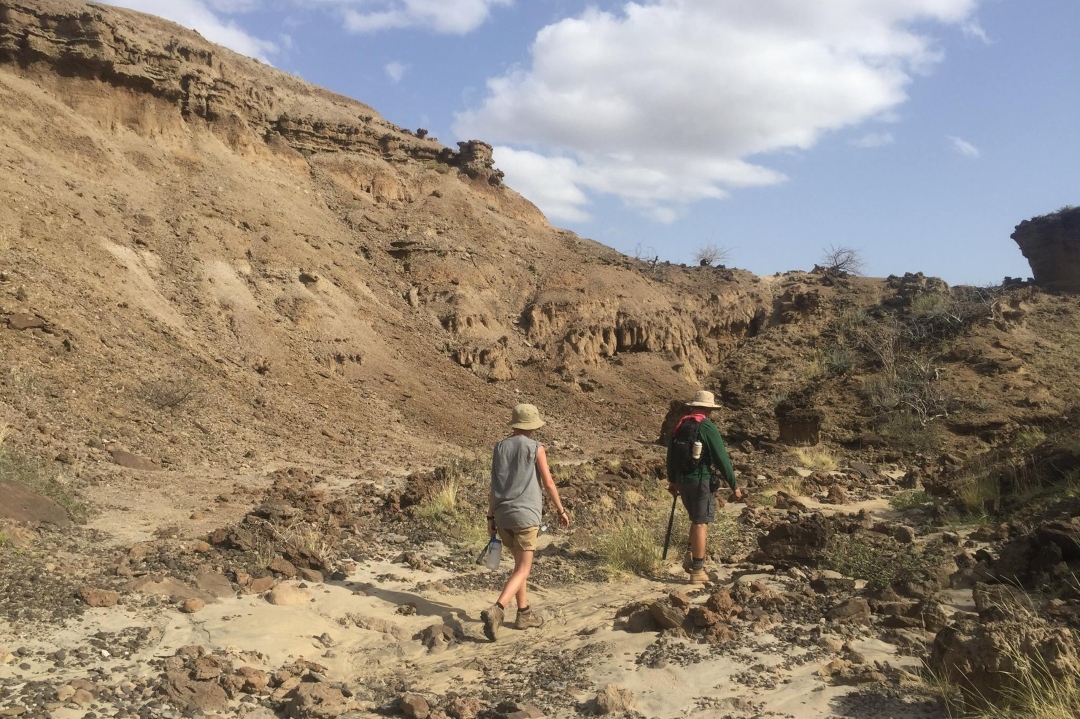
{"left": 509, "top": 403, "right": 545, "bottom": 430}
{"left": 685, "top": 390, "right": 722, "bottom": 409}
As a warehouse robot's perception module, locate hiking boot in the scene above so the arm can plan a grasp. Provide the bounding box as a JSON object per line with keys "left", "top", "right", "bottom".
{"left": 514, "top": 609, "right": 544, "bottom": 630}
{"left": 682, "top": 551, "right": 693, "bottom": 573}
{"left": 481, "top": 604, "right": 504, "bottom": 642}
{"left": 688, "top": 568, "right": 709, "bottom": 584}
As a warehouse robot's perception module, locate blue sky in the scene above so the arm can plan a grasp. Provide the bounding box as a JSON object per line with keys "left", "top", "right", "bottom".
{"left": 101, "top": 1, "right": 1079, "bottom": 284}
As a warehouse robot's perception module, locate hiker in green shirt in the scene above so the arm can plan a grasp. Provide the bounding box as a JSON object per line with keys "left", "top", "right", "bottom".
{"left": 666, "top": 390, "right": 741, "bottom": 584}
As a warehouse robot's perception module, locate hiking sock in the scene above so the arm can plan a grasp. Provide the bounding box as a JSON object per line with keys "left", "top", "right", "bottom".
{"left": 495, "top": 601, "right": 506, "bottom": 610}
{"left": 691, "top": 558, "right": 704, "bottom": 570}
{"left": 518, "top": 605, "right": 531, "bottom": 614}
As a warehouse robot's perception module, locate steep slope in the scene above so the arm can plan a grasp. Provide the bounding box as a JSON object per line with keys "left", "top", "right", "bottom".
{"left": 0, "top": 0, "right": 780, "bottom": 478}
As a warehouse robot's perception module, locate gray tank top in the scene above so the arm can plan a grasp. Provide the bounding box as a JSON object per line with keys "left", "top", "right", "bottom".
{"left": 491, "top": 434, "right": 543, "bottom": 529}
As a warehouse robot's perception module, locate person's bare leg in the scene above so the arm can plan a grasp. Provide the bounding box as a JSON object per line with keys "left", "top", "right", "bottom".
{"left": 689, "top": 523, "right": 708, "bottom": 560}
{"left": 497, "top": 549, "right": 533, "bottom": 608}
{"left": 515, "top": 559, "right": 530, "bottom": 610}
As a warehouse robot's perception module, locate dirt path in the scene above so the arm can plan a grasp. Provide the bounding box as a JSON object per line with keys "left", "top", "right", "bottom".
{"left": 1, "top": 495, "right": 951, "bottom": 718}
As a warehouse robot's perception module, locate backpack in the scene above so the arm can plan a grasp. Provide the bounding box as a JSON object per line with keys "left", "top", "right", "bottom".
{"left": 671, "top": 417, "right": 703, "bottom": 476}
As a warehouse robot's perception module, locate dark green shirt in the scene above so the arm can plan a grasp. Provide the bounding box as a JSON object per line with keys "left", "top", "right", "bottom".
{"left": 666, "top": 417, "right": 738, "bottom": 489}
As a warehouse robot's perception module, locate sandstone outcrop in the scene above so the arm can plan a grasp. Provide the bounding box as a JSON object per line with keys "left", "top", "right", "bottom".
{"left": 1011, "top": 207, "right": 1080, "bottom": 293}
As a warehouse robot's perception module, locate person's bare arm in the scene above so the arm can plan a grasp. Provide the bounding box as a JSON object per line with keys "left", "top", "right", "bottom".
{"left": 536, "top": 445, "right": 570, "bottom": 528}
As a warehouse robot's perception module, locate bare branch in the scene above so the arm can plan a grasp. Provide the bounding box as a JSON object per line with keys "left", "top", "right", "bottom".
{"left": 693, "top": 243, "right": 732, "bottom": 267}
{"left": 819, "top": 244, "right": 866, "bottom": 276}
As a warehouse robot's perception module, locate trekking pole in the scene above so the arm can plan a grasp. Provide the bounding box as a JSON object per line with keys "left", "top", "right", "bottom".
{"left": 661, "top": 494, "right": 678, "bottom": 560}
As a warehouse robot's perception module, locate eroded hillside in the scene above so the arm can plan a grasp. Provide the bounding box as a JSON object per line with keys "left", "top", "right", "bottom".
{"left": 0, "top": 0, "right": 782, "bottom": 477}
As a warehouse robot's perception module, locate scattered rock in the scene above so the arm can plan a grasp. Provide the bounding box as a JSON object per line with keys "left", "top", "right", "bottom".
{"left": 400, "top": 693, "right": 430, "bottom": 719}
{"left": 819, "top": 636, "right": 845, "bottom": 653}
{"left": 494, "top": 700, "right": 543, "bottom": 719}
{"left": 823, "top": 485, "right": 847, "bottom": 504}
{"left": 285, "top": 682, "right": 348, "bottom": 719}
{"left": 0, "top": 479, "right": 72, "bottom": 527}
{"left": 614, "top": 601, "right": 659, "bottom": 633}
{"left": 447, "top": 696, "right": 482, "bottom": 719}
{"left": 162, "top": 669, "right": 228, "bottom": 712}
{"left": 648, "top": 600, "right": 686, "bottom": 630}
{"left": 594, "top": 684, "right": 636, "bottom": 715}
{"left": 894, "top": 525, "right": 917, "bottom": 544}
{"left": 267, "top": 584, "right": 312, "bottom": 606}
{"left": 78, "top": 587, "right": 119, "bottom": 608}
{"left": 180, "top": 598, "right": 206, "bottom": 614}
{"left": 299, "top": 567, "right": 324, "bottom": 583}
{"left": 667, "top": 591, "right": 691, "bottom": 610}
{"left": 195, "top": 572, "right": 234, "bottom": 598}
{"left": 7, "top": 313, "right": 44, "bottom": 330}
{"left": 416, "top": 623, "right": 457, "bottom": 653}
{"left": 269, "top": 557, "right": 299, "bottom": 578}
{"left": 811, "top": 571, "right": 856, "bottom": 594}
{"left": 111, "top": 449, "right": 159, "bottom": 471}
{"left": 235, "top": 666, "right": 270, "bottom": 694}
{"left": 756, "top": 513, "right": 833, "bottom": 566}
{"left": 128, "top": 576, "right": 215, "bottom": 604}
{"left": 249, "top": 576, "right": 276, "bottom": 594}
{"left": 850, "top": 461, "right": 880, "bottom": 481}
{"left": 930, "top": 616, "right": 1080, "bottom": 704}
{"left": 826, "top": 598, "right": 871, "bottom": 623}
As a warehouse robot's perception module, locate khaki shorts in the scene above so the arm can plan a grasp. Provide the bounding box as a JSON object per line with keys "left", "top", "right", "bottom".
{"left": 497, "top": 526, "right": 539, "bottom": 552}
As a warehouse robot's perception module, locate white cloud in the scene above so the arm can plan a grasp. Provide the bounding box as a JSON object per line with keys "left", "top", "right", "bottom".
{"left": 949, "top": 135, "right": 981, "bottom": 158}
{"left": 852, "top": 131, "right": 896, "bottom": 148}
{"left": 961, "top": 19, "right": 991, "bottom": 44}
{"left": 98, "top": 0, "right": 276, "bottom": 60}
{"left": 457, "top": 0, "right": 983, "bottom": 222}
{"left": 312, "top": 0, "right": 511, "bottom": 34}
{"left": 494, "top": 148, "right": 592, "bottom": 222}
{"left": 384, "top": 61, "right": 407, "bottom": 82}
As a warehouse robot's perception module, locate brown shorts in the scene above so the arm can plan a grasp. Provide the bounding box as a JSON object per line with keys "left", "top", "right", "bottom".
{"left": 497, "top": 526, "right": 539, "bottom": 552}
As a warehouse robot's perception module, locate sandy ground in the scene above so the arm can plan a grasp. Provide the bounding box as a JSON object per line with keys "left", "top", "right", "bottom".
{"left": 1, "top": 498, "right": 950, "bottom": 719}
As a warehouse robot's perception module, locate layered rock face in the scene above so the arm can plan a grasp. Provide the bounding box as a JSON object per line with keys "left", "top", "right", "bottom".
{"left": 1011, "top": 207, "right": 1080, "bottom": 293}
{"left": 0, "top": 0, "right": 791, "bottom": 466}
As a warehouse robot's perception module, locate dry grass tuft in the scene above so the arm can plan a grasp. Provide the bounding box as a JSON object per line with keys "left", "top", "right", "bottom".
{"left": 414, "top": 478, "right": 459, "bottom": 520}
{"left": 595, "top": 521, "right": 661, "bottom": 577}
{"left": 792, "top": 447, "right": 838, "bottom": 471}
{"left": 776, "top": 476, "right": 806, "bottom": 496}
{"left": 957, "top": 474, "right": 1001, "bottom": 514}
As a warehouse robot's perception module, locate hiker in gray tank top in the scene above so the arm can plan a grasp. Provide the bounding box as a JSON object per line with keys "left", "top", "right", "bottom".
{"left": 491, "top": 434, "right": 543, "bottom": 530}
{"left": 480, "top": 404, "right": 571, "bottom": 642}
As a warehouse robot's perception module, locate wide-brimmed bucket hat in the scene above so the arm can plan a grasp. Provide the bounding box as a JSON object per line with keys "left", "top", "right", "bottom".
{"left": 685, "top": 390, "right": 722, "bottom": 409}
{"left": 509, "top": 403, "right": 545, "bottom": 430}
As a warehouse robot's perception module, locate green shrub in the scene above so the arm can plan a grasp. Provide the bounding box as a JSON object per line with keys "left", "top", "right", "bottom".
{"left": 889, "top": 490, "right": 935, "bottom": 510}
{"left": 1014, "top": 427, "right": 1047, "bottom": 453}
{"left": 823, "top": 344, "right": 856, "bottom": 376}
{"left": 876, "top": 413, "right": 942, "bottom": 453}
{"left": 824, "top": 532, "right": 930, "bottom": 590}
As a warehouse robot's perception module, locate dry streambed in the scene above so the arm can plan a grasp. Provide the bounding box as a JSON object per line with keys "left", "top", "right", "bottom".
{"left": 3, "top": 459, "right": 1080, "bottom": 719}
